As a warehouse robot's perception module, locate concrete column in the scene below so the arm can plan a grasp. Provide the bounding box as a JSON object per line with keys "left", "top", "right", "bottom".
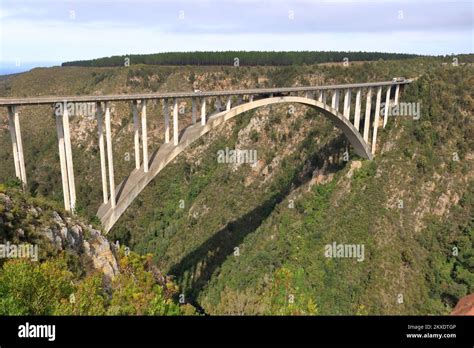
{"left": 237, "top": 95, "right": 243, "bottom": 105}
{"left": 132, "top": 101, "right": 141, "bottom": 169}
{"left": 215, "top": 98, "right": 221, "bottom": 112}
{"left": 363, "top": 88, "right": 372, "bottom": 142}
{"left": 318, "top": 91, "right": 323, "bottom": 103}
{"left": 7, "top": 106, "right": 20, "bottom": 180}
{"left": 394, "top": 84, "right": 400, "bottom": 105}
{"left": 354, "top": 89, "right": 362, "bottom": 131}
{"left": 104, "top": 102, "right": 116, "bottom": 208}
{"left": 192, "top": 98, "right": 197, "bottom": 124}
{"left": 173, "top": 98, "right": 179, "bottom": 146}
{"left": 164, "top": 99, "right": 170, "bottom": 143}
{"left": 249, "top": 95, "right": 254, "bottom": 102}
{"left": 383, "top": 86, "right": 391, "bottom": 128}
{"left": 201, "top": 97, "right": 206, "bottom": 125}
{"left": 141, "top": 99, "right": 148, "bottom": 172}
{"left": 55, "top": 113, "right": 71, "bottom": 211}
{"left": 343, "top": 89, "right": 351, "bottom": 119}
{"left": 322, "top": 91, "right": 327, "bottom": 105}
{"left": 62, "top": 106, "right": 76, "bottom": 212}
{"left": 371, "top": 86, "right": 383, "bottom": 155}
{"left": 226, "top": 96, "right": 231, "bottom": 111}
{"left": 96, "top": 102, "right": 108, "bottom": 204}
{"left": 331, "top": 90, "right": 340, "bottom": 112}
{"left": 270, "top": 93, "right": 274, "bottom": 98}
{"left": 14, "top": 108, "right": 27, "bottom": 187}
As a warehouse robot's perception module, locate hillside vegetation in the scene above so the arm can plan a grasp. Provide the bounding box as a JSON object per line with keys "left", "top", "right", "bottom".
{"left": 0, "top": 56, "right": 472, "bottom": 314}
{"left": 0, "top": 183, "right": 193, "bottom": 315}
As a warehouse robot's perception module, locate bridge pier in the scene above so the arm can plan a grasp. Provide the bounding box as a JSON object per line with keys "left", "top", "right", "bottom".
{"left": 7, "top": 106, "right": 26, "bottom": 188}
{"left": 164, "top": 99, "right": 170, "bottom": 144}
{"left": 132, "top": 101, "right": 141, "bottom": 169}
{"left": 331, "top": 90, "right": 340, "bottom": 112}
{"left": 383, "top": 86, "right": 392, "bottom": 128}
{"left": 62, "top": 106, "right": 76, "bottom": 212}
{"left": 343, "top": 89, "right": 351, "bottom": 119}
{"left": 394, "top": 84, "right": 400, "bottom": 105}
{"left": 201, "top": 97, "right": 206, "bottom": 125}
{"left": 104, "top": 102, "right": 116, "bottom": 208}
{"left": 55, "top": 112, "right": 71, "bottom": 211}
{"left": 354, "top": 89, "right": 362, "bottom": 131}
{"left": 226, "top": 96, "right": 231, "bottom": 111}
{"left": 363, "top": 88, "right": 372, "bottom": 143}
{"left": 96, "top": 103, "right": 108, "bottom": 204}
{"left": 249, "top": 95, "right": 254, "bottom": 103}
{"left": 173, "top": 98, "right": 179, "bottom": 146}
{"left": 192, "top": 98, "right": 197, "bottom": 124}
{"left": 141, "top": 100, "right": 149, "bottom": 172}
{"left": 215, "top": 97, "right": 222, "bottom": 112}
{"left": 371, "top": 87, "right": 382, "bottom": 154}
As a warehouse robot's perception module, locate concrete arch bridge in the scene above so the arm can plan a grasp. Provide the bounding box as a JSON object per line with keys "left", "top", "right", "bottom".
{"left": 0, "top": 79, "right": 412, "bottom": 232}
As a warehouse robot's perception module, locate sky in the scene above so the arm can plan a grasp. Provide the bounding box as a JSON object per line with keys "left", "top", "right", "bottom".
{"left": 0, "top": 0, "right": 473, "bottom": 73}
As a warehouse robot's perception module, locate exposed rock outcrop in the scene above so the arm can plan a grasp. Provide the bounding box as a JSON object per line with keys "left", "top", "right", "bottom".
{"left": 0, "top": 191, "right": 118, "bottom": 283}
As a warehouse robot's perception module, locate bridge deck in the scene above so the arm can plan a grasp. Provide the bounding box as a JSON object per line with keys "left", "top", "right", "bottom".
{"left": 0, "top": 80, "right": 411, "bottom": 106}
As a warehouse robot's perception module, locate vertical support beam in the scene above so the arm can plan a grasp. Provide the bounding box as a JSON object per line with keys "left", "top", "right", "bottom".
{"left": 55, "top": 112, "right": 71, "bottom": 211}
{"left": 383, "top": 86, "right": 391, "bottom": 128}
{"left": 354, "top": 89, "right": 362, "bottom": 131}
{"left": 343, "top": 89, "right": 351, "bottom": 119}
{"left": 363, "top": 88, "right": 372, "bottom": 142}
{"left": 96, "top": 102, "right": 108, "bottom": 204}
{"left": 226, "top": 96, "right": 231, "bottom": 111}
{"left": 371, "top": 86, "right": 382, "bottom": 155}
{"left": 394, "top": 84, "right": 400, "bottom": 105}
{"left": 173, "top": 98, "right": 179, "bottom": 146}
{"left": 132, "top": 101, "right": 141, "bottom": 169}
{"left": 10, "top": 106, "right": 27, "bottom": 187}
{"left": 237, "top": 95, "right": 243, "bottom": 105}
{"left": 249, "top": 95, "right": 254, "bottom": 102}
{"left": 104, "top": 102, "right": 116, "bottom": 208}
{"left": 164, "top": 99, "right": 170, "bottom": 144}
{"left": 14, "top": 109, "right": 27, "bottom": 188}
{"left": 62, "top": 106, "right": 76, "bottom": 212}
{"left": 192, "top": 98, "right": 197, "bottom": 124}
{"left": 201, "top": 97, "right": 206, "bottom": 125}
{"left": 331, "top": 90, "right": 340, "bottom": 112}
{"left": 215, "top": 97, "right": 221, "bottom": 112}
{"left": 322, "top": 91, "right": 327, "bottom": 105}
{"left": 318, "top": 90, "right": 323, "bottom": 103}
{"left": 7, "top": 106, "right": 20, "bottom": 180}
{"left": 141, "top": 99, "right": 148, "bottom": 172}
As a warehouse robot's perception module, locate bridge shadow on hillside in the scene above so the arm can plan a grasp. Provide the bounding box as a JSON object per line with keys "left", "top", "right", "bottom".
{"left": 168, "top": 133, "right": 351, "bottom": 308}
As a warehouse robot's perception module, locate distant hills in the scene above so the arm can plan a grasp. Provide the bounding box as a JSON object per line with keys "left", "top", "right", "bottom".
{"left": 62, "top": 51, "right": 420, "bottom": 67}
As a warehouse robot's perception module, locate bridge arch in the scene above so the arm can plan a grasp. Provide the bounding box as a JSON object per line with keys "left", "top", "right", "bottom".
{"left": 97, "top": 95, "right": 372, "bottom": 232}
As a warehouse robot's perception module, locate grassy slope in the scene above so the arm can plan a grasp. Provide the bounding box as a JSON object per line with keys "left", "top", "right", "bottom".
{"left": 0, "top": 58, "right": 472, "bottom": 314}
